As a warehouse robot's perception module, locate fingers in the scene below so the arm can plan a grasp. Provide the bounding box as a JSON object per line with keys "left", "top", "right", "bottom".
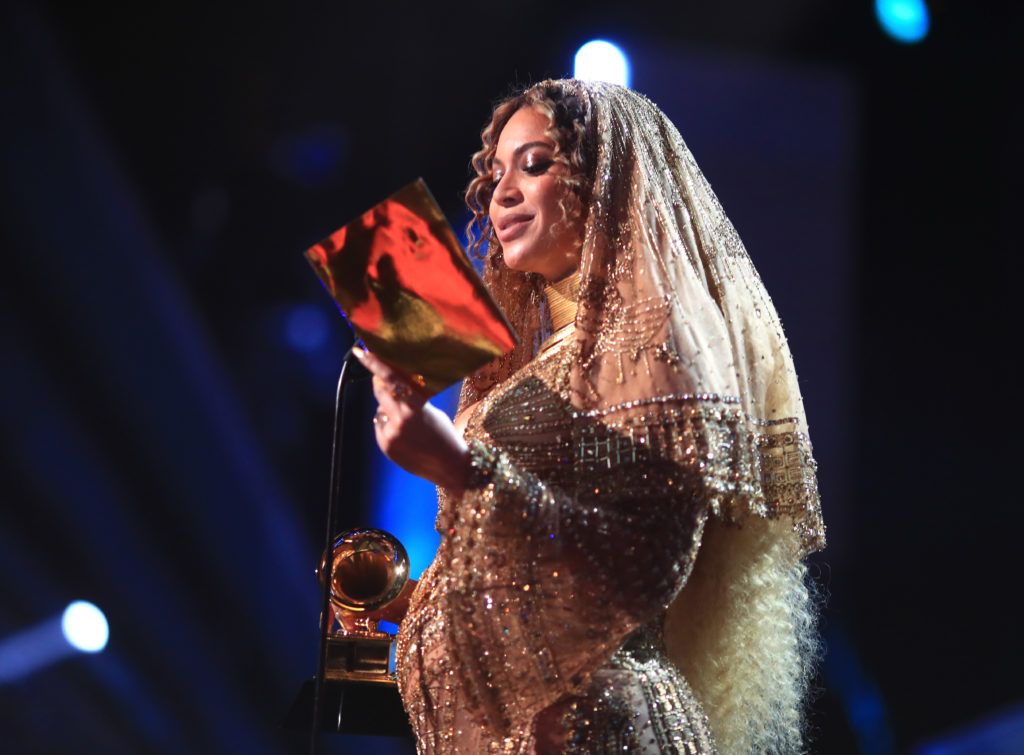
{"left": 372, "top": 375, "right": 417, "bottom": 403}
{"left": 354, "top": 347, "right": 421, "bottom": 460}
{"left": 353, "top": 347, "right": 427, "bottom": 408}
{"left": 352, "top": 345, "right": 398, "bottom": 382}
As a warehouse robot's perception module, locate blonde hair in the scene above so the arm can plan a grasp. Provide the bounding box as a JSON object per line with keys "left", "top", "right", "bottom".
{"left": 666, "top": 517, "right": 824, "bottom": 753}
{"left": 464, "top": 81, "right": 826, "bottom": 753}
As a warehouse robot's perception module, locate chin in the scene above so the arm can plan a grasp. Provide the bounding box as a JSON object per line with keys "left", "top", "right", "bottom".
{"left": 501, "top": 245, "right": 539, "bottom": 275}
{"left": 501, "top": 237, "right": 573, "bottom": 279}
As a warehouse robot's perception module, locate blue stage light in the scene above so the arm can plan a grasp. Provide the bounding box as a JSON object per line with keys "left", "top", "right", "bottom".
{"left": 914, "top": 702, "right": 1024, "bottom": 754}
{"left": 370, "top": 382, "right": 460, "bottom": 578}
{"left": 574, "top": 40, "right": 631, "bottom": 87}
{"left": 824, "top": 623, "right": 895, "bottom": 754}
{"left": 371, "top": 462, "right": 441, "bottom": 580}
{"left": 1, "top": 601, "right": 109, "bottom": 684}
{"left": 875, "top": 0, "right": 930, "bottom": 44}
{"left": 269, "top": 124, "right": 347, "bottom": 188}
{"left": 285, "top": 303, "right": 330, "bottom": 354}
{"left": 61, "top": 600, "right": 109, "bottom": 653}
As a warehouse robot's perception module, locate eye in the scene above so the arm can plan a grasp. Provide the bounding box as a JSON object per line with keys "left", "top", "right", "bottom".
{"left": 523, "top": 158, "right": 554, "bottom": 176}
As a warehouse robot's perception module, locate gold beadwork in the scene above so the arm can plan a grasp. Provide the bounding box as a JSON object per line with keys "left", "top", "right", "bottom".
{"left": 396, "top": 334, "right": 822, "bottom": 752}
{"left": 538, "top": 270, "right": 580, "bottom": 356}
{"left": 399, "top": 79, "right": 825, "bottom": 755}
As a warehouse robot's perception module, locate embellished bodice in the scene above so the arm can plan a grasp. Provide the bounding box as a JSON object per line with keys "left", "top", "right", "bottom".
{"left": 393, "top": 77, "right": 830, "bottom": 755}
{"left": 395, "top": 338, "right": 722, "bottom": 753}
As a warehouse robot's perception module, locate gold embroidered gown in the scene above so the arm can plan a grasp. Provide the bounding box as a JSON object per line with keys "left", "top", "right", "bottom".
{"left": 395, "top": 79, "right": 825, "bottom": 753}
{"left": 396, "top": 332, "right": 722, "bottom": 753}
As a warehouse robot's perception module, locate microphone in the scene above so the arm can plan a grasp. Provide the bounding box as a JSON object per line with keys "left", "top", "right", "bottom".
{"left": 343, "top": 345, "right": 373, "bottom": 382}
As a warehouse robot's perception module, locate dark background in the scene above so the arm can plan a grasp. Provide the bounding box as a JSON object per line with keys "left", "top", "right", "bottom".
{"left": 1, "top": 1, "right": 1020, "bottom": 753}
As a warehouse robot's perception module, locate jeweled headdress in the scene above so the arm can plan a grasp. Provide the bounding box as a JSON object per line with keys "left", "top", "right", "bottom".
{"left": 462, "top": 79, "right": 825, "bottom": 557}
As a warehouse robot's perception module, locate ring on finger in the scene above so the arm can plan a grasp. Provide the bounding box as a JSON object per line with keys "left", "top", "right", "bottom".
{"left": 388, "top": 382, "right": 413, "bottom": 401}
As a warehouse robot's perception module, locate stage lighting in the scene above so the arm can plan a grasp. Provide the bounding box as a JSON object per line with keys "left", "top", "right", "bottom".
{"left": 370, "top": 381, "right": 460, "bottom": 579}
{"left": 269, "top": 124, "right": 346, "bottom": 188}
{"left": 875, "top": 0, "right": 930, "bottom": 44}
{"left": 574, "top": 40, "right": 631, "bottom": 87}
{"left": 61, "top": 600, "right": 109, "bottom": 653}
{"left": 1, "top": 601, "right": 109, "bottom": 684}
{"left": 285, "top": 303, "right": 330, "bottom": 354}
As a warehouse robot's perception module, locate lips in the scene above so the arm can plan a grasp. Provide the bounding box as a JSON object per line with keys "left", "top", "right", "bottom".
{"left": 495, "top": 213, "right": 533, "bottom": 240}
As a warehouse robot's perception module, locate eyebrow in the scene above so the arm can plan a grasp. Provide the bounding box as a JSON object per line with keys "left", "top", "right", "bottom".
{"left": 491, "top": 140, "right": 554, "bottom": 168}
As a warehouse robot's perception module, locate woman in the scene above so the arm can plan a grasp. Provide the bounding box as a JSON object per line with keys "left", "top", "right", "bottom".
{"left": 354, "top": 79, "right": 826, "bottom": 754}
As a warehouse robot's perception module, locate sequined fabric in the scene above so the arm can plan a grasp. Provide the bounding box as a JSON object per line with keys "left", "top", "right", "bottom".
{"left": 456, "top": 78, "right": 825, "bottom": 564}
{"left": 395, "top": 79, "right": 826, "bottom": 753}
{"left": 397, "top": 339, "right": 724, "bottom": 753}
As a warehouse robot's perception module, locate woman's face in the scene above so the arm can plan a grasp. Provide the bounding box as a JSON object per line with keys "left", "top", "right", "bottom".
{"left": 489, "top": 106, "right": 582, "bottom": 282}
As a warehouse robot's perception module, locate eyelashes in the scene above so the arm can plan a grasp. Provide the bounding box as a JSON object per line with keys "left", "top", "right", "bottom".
{"left": 488, "top": 158, "right": 556, "bottom": 188}
{"left": 523, "top": 159, "right": 554, "bottom": 175}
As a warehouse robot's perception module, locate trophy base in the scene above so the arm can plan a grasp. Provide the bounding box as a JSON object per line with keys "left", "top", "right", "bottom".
{"left": 324, "top": 633, "right": 395, "bottom": 683}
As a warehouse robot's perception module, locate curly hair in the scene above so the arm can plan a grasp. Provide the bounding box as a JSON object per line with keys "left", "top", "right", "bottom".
{"left": 666, "top": 517, "right": 825, "bottom": 754}
{"left": 458, "top": 82, "right": 598, "bottom": 401}
{"left": 464, "top": 81, "right": 596, "bottom": 266}
{"left": 460, "top": 81, "right": 826, "bottom": 754}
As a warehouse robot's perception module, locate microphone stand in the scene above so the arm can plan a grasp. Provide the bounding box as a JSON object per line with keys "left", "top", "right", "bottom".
{"left": 309, "top": 346, "right": 368, "bottom": 755}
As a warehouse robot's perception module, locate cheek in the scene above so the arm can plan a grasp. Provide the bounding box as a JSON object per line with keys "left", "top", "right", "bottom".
{"left": 532, "top": 179, "right": 567, "bottom": 219}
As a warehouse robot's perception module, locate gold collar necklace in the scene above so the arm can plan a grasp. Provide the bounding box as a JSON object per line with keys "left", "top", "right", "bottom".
{"left": 539, "top": 270, "right": 580, "bottom": 355}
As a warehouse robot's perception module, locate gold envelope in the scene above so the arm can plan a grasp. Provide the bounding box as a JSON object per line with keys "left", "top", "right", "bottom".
{"left": 305, "top": 178, "right": 517, "bottom": 395}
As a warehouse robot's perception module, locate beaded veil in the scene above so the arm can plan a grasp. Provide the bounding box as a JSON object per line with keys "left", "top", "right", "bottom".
{"left": 397, "top": 79, "right": 826, "bottom": 751}
{"left": 461, "top": 79, "right": 824, "bottom": 555}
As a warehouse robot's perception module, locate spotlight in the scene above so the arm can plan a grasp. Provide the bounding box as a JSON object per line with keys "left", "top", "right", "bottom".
{"left": 1, "top": 601, "right": 109, "bottom": 684}
{"left": 574, "top": 40, "right": 631, "bottom": 87}
{"left": 61, "top": 600, "right": 109, "bottom": 653}
{"left": 875, "top": 0, "right": 930, "bottom": 44}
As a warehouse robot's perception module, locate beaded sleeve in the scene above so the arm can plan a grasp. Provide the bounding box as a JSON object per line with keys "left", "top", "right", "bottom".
{"left": 435, "top": 387, "right": 822, "bottom": 737}
{"left": 404, "top": 80, "right": 829, "bottom": 750}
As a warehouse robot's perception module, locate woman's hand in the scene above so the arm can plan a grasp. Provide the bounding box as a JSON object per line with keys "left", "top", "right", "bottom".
{"left": 353, "top": 347, "right": 470, "bottom": 492}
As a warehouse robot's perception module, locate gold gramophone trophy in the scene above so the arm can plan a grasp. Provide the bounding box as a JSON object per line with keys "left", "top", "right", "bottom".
{"left": 317, "top": 527, "right": 411, "bottom": 685}
{"left": 294, "top": 178, "right": 518, "bottom": 746}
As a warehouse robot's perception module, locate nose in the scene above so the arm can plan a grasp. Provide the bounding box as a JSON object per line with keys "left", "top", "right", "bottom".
{"left": 491, "top": 171, "right": 522, "bottom": 208}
